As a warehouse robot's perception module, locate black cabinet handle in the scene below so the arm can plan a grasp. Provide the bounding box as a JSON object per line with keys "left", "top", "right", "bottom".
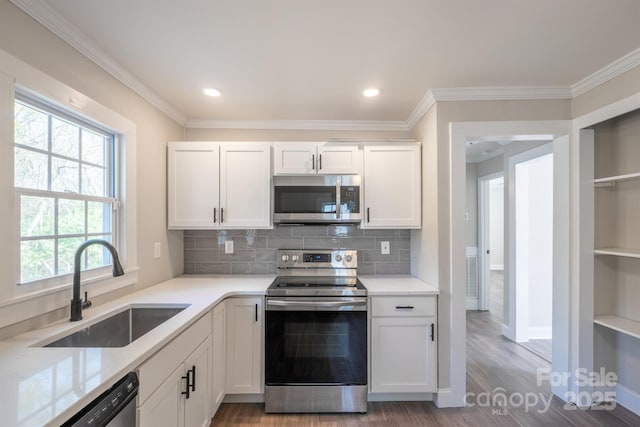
{"left": 182, "top": 373, "right": 190, "bottom": 399}
{"left": 190, "top": 366, "right": 196, "bottom": 392}
{"left": 319, "top": 154, "right": 322, "bottom": 170}
{"left": 255, "top": 303, "right": 258, "bottom": 322}
{"left": 221, "top": 207, "right": 224, "bottom": 223}
{"left": 367, "top": 207, "right": 370, "bottom": 223}
{"left": 312, "top": 154, "right": 315, "bottom": 170}
{"left": 395, "top": 305, "right": 414, "bottom": 310}
{"left": 430, "top": 323, "right": 435, "bottom": 342}
{"left": 213, "top": 208, "right": 217, "bottom": 223}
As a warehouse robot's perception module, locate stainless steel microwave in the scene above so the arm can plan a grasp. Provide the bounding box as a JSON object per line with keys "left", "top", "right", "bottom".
{"left": 273, "top": 175, "right": 361, "bottom": 224}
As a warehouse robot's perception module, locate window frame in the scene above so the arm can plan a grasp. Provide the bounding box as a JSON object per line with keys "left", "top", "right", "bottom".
{"left": 0, "top": 49, "right": 138, "bottom": 324}
{"left": 14, "top": 94, "right": 121, "bottom": 287}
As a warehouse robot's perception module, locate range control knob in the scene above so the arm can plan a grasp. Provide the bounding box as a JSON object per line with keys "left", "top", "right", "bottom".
{"left": 292, "top": 255, "right": 300, "bottom": 262}
{"left": 281, "top": 255, "right": 289, "bottom": 262}
{"left": 345, "top": 255, "right": 353, "bottom": 262}
{"left": 335, "top": 255, "right": 343, "bottom": 262}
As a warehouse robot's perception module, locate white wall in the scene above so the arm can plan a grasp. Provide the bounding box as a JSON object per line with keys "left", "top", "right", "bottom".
{"left": 489, "top": 178, "right": 504, "bottom": 270}
{"left": 0, "top": 2, "right": 185, "bottom": 334}
{"left": 466, "top": 163, "right": 478, "bottom": 247}
{"left": 515, "top": 152, "right": 553, "bottom": 341}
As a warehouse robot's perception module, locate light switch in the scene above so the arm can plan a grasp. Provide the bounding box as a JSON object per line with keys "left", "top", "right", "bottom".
{"left": 381, "top": 241, "right": 390, "bottom": 255}
{"left": 225, "top": 240, "right": 234, "bottom": 254}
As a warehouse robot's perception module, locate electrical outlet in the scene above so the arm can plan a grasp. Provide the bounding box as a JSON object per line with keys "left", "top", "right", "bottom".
{"left": 153, "top": 242, "right": 161, "bottom": 259}
{"left": 225, "top": 240, "right": 234, "bottom": 254}
{"left": 381, "top": 241, "right": 390, "bottom": 255}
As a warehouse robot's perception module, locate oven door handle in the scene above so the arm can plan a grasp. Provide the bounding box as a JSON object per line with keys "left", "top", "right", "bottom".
{"left": 267, "top": 299, "right": 366, "bottom": 310}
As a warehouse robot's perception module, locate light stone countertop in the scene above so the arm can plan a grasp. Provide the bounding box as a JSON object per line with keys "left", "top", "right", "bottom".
{"left": 0, "top": 275, "right": 274, "bottom": 427}
{"left": 0, "top": 274, "right": 435, "bottom": 426}
{"left": 359, "top": 275, "right": 439, "bottom": 295}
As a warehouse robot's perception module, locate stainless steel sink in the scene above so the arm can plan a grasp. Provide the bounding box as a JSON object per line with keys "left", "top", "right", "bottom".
{"left": 44, "top": 304, "right": 190, "bottom": 348}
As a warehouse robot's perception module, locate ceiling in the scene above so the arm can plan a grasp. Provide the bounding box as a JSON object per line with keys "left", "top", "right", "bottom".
{"left": 12, "top": 0, "right": 640, "bottom": 127}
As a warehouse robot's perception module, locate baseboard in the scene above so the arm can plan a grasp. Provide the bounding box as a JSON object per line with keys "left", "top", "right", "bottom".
{"left": 501, "top": 323, "right": 515, "bottom": 341}
{"left": 368, "top": 392, "right": 433, "bottom": 402}
{"left": 617, "top": 383, "right": 640, "bottom": 416}
{"left": 434, "top": 388, "right": 455, "bottom": 407}
{"left": 527, "top": 326, "right": 552, "bottom": 340}
{"left": 490, "top": 265, "right": 504, "bottom": 271}
{"left": 223, "top": 393, "right": 264, "bottom": 403}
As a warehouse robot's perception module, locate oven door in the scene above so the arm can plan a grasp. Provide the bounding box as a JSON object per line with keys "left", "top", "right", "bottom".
{"left": 265, "top": 298, "right": 367, "bottom": 386}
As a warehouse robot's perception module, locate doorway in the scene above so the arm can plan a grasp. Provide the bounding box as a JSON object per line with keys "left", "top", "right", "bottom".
{"left": 451, "top": 120, "right": 572, "bottom": 406}
{"left": 478, "top": 173, "right": 504, "bottom": 320}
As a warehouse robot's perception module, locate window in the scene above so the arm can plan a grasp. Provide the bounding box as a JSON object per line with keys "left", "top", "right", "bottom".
{"left": 14, "top": 95, "right": 118, "bottom": 285}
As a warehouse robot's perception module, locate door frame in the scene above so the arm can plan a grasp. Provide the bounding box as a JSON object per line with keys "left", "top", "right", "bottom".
{"left": 478, "top": 172, "right": 503, "bottom": 312}
{"left": 450, "top": 120, "right": 571, "bottom": 406}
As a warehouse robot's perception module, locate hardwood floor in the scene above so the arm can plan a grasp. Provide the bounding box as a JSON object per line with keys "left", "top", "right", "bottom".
{"left": 211, "top": 310, "right": 640, "bottom": 426}
{"left": 518, "top": 339, "right": 552, "bottom": 363}
{"left": 489, "top": 269, "right": 553, "bottom": 363}
{"left": 489, "top": 270, "right": 504, "bottom": 321}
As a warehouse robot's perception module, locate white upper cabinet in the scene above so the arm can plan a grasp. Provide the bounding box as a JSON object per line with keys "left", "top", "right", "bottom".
{"left": 168, "top": 142, "right": 220, "bottom": 228}
{"left": 316, "top": 145, "right": 360, "bottom": 174}
{"left": 219, "top": 143, "right": 271, "bottom": 228}
{"left": 273, "top": 142, "right": 360, "bottom": 175}
{"left": 362, "top": 144, "right": 421, "bottom": 228}
{"left": 168, "top": 141, "right": 271, "bottom": 229}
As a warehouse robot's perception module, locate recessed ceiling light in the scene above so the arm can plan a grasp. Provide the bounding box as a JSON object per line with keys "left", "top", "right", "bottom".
{"left": 363, "top": 88, "right": 380, "bottom": 97}
{"left": 203, "top": 88, "right": 222, "bottom": 97}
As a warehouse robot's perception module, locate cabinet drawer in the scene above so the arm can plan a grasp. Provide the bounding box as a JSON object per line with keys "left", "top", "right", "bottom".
{"left": 371, "top": 296, "right": 436, "bottom": 317}
{"left": 137, "top": 311, "right": 212, "bottom": 405}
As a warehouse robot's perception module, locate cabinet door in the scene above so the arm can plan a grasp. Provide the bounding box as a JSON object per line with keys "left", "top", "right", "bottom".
{"left": 138, "top": 364, "right": 186, "bottom": 427}
{"left": 225, "top": 297, "right": 263, "bottom": 394}
{"left": 219, "top": 143, "right": 271, "bottom": 228}
{"left": 363, "top": 145, "right": 421, "bottom": 228}
{"left": 370, "top": 316, "right": 437, "bottom": 393}
{"left": 168, "top": 142, "right": 220, "bottom": 229}
{"left": 184, "top": 337, "right": 212, "bottom": 427}
{"left": 273, "top": 142, "right": 318, "bottom": 174}
{"left": 211, "top": 302, "right": 226, "bottom": 413}
{"left": 317, "top": 145, "right": 360, "bottom": 175}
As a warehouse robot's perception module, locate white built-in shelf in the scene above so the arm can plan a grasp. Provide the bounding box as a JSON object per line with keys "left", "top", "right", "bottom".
{"left": 594, "top": 247, "right": 640, "bottom": 258}
{"left": 594, "top": 315, "right": 640, "bottom": 340}
{"left": 594, "top": 172, "right": 640, "bottom": 186}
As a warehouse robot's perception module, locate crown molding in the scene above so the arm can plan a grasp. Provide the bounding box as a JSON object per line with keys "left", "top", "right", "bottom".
{"left": 431, "top": 86, "right": 573, "bottom": 101}
{"left": 186, "top": 119, "right": 410, "bottom": 132}
{"left": 10, "top": 0, "right": 187, "bottom": 125}
{"left": 10, "top": 0, "right": 640, "bottom": 132}
{"left": 572, "top": 47, "right": 640, "bottom": 98}
{"left": 406, "top": 90, "right": 436, "bottom": 129}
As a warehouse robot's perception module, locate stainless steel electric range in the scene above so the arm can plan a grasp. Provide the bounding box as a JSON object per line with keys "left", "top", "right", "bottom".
{"left": 265, "top": 249, "right": 368, "bottom": 413}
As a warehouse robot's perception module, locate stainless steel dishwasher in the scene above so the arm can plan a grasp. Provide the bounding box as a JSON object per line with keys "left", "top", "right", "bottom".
{"left": 61, "top": 372, "right": 138, "bottom": 427}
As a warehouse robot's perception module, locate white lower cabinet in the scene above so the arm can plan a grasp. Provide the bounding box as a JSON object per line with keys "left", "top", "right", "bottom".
{"left": 225, "top": 297, "right": 264, "bottom": 394}
{"left": 211, "top": 302, "right": 226, "bottom": 414}
{"left": 370, "top": 296, "right": 437, "bottom": 393}
{"left": 138, "top": 312, "right": 212, "bottom": 427}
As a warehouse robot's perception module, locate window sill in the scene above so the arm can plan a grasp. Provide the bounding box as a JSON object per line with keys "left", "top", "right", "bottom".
{"left": 0, "top": 268, "right": 139, "bottom": 330}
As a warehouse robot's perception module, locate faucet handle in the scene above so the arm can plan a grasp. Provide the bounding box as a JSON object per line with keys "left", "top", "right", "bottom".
{"left": 82, "top": 291, "right": 92, "bottom": 310}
